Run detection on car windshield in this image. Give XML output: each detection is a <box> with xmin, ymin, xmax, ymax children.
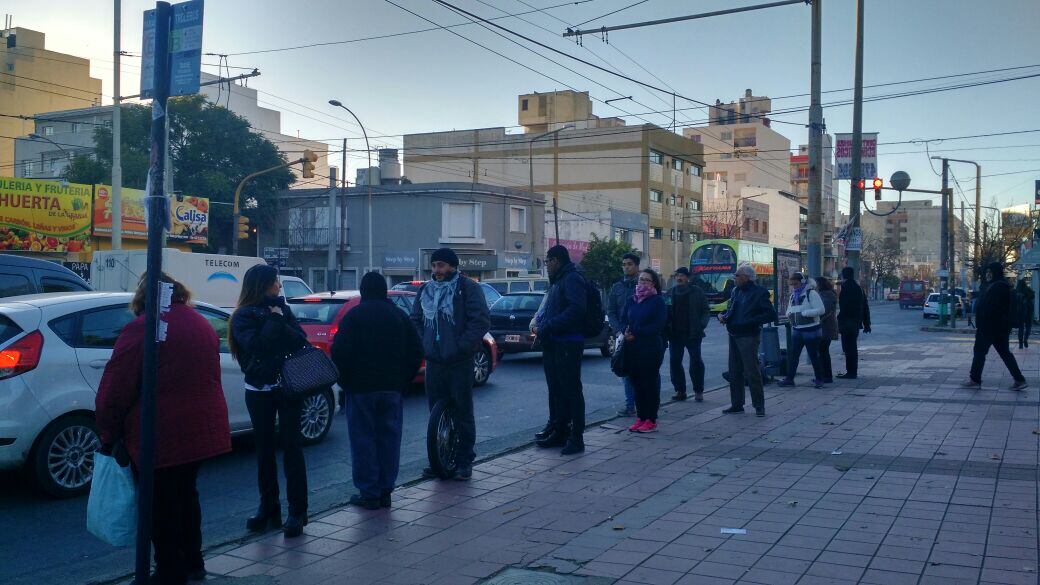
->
<box><xmin>286</xmin><ymin>299</ymin><xmax>346</xmax><ymax>324</ymax></box>
<box><xmin>927</xmin><ymin>294</ymin><xmax>940</xmax><ymax>302</ymax></box>
<box><xmin>492</xmin><ymin>294</ymin><xmax>543</xmax><ymax>312</ymax></box>
<box><xmin>282</xmin><ymin>280</ymin><xmax>312</xmax><ymax>298</ymax></box>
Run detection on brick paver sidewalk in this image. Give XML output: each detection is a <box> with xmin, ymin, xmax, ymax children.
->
<box><xmin>200</xmin><ymin>335</ymin><xmax>1039</xmax><ymax>585</ymax></box>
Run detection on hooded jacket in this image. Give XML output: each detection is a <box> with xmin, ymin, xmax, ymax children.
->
<box><xmin>667</xmin><ymin>283</ymin><xmax>710</xmax><ymax>340</ymax></box>
<box><xmin>786</xmin><ymin>279</ymin><xmax>826</xmax><ymax>330</ymax></box>
<box><xmin>332</xmin><ymin>273</ymin><xmax>423</xmax><ymax>394</ymax></box>
<box><xmin>838</xmin><ymin>277</ymin><xmax>871</xmax><ymax>333</ymax></box>
<box><xmin>976</xmin><ymin>263</ymin><xmax>1014</xmax><ymax>335</ymax></box>
<box><xmin>409</xmin><ymin>272</ymin><xmax>490</xmax><ymax>364</ymax></box>
<box><xmin>538</xmin><ymin>261</ymin><xmax>588</xmax><ymax>341</ymax></box>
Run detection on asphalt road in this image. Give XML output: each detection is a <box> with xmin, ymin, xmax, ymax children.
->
<box><xmin>0</xmin><ymin>302</ymin><xmax>930</xmax><ymax>585</ymax></box>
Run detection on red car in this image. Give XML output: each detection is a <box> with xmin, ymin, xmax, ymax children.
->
<box><xmin>286</xmin><ymin>291</ymin><xmax>497</xmax><ymax>388</ymax></box>
<box><xmin>898</xmin><ymin>280</ymin><xmax>929</xmax><ymax>309</ymax></box>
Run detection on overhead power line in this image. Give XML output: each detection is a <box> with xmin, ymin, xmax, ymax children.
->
<box><xmin>571</xmin><ymin>0</ymin><xmax>650</xmax><ymax>29</ymax></box>
<box><xmin>563</xmin><ymin>0</ymin><xmax>806</xmax><ymax>37</ymax></box>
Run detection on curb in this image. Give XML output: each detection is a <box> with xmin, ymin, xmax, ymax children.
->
<box><xmin>920</xmin><ymin>326</ymin><xmax>976</xmax><ymax>335</ymax></box>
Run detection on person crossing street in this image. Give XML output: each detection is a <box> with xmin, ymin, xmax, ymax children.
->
<box><xmin>962</xmin><ymin>262</ymin><xmax>1028</xmax><ymax>390</ymax></box>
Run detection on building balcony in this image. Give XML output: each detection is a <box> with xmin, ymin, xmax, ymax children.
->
<box><xmin>281</xmin><ymin>228</ymin><xmax>351</xmax><ymax>250</ymax></box>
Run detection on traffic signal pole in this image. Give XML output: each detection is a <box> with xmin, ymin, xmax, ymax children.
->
<box><xmin>847</xmin><ymin>0</ymin><xmax>865</xmax><ymax>274</ymax></box>
<box><xmin>806</xmin><ymin>0</ymin><xmax>823</xmax><ymax>278</ymax></box>
<box><xmin>231</xmin><ymin>153</ymin><xmax>312</xmax><ymax>255</ymax></box>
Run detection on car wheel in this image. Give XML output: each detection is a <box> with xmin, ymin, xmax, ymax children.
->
<box><xmin>299</xmin><ymin>389</ymin><xmax>334</xmax><ymax>445</ymax></box>
<box><xmin>32</xmin><ymin>414</ymin><xmax>100</xmax><ymax>498</ymax></box>
<box><xmin>473</xmin><ymin>348</ymin><xmax>492</xmax><ymax>387</ymax></box>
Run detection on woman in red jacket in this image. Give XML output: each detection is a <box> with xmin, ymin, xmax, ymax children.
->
<box><xmin>96</xmin><ymin>273</ymin><xmax>231</xmax><ymax>585</ymax></box>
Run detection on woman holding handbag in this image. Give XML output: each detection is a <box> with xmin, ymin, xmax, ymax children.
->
<box><xmin>621</xmin><ymin>269</ymin><xmax>668</xmax><ymax>433</ymax></box>
<box><xmin>779</xmin><ymin>272</ymin><xmax>826</xmax><ymax>388</ymax></box>
<box><xmin>229</xmin><ymin>264</ymin><xmax>310</xmax><ymax>538</ymax></box>
<box><xmin>96</xmin><ymin>273</ymin><xmax>230</xmax><ymax>584</ymax></box>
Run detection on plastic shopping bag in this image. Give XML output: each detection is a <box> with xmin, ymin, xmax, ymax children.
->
<box><xmin>86</xmin><ymin>452</ymin><xmax>137</xmax><ymax>547</ymax></box>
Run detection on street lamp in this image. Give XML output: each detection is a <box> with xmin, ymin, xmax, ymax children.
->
<box><xmin>931</xmin><ymin>156</ymin><xmax>981</xmax><ymax>273</ymax></box>
<box><xmin>529</xmin><ymin>124</ymin><xmax>575</xmax><ymax>251</ymax></box>
<box><xmin>329</xmin><ymin>100</ymin><xmax>373</xmax><ymax>275</ymax></box>
<box><xmin>28</xmin><ymin>133</ymin><xmax>72</xmax><ymax>178</ymax></box>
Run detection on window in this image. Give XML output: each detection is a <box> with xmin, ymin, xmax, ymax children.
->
<box><xmin>649</xmin><ymin>189</ymin><xmax>663</xmax><ymax>203</ymax></box>
<box><xmin>22</xmin><ymin>161</ymin><xmax>34</xmax><ymax>176</ymax></box>
<box><xmin>687</xmin><ymin>200</ymin><xmax>700</xmax><ymax>211</ymax></box>
<box><xmin>671</xmin><ymin>159</ymin><xmax>683</xmax><ymax>171</ymax></box>
<box><xmin>0</xmin><ymin>273</ymin><xmax>32</xmax><ymax>298</ymax></box>
<box><xmin>651</xmin><ymin>227</ymin><xmax>663</xmax><ymax>239</ymax></box>
<box><xmin>720</xmin><ymin>131</ymin><xmax>732</xmax><ymax>141</ymax></box>
<box><xmin>79</xmin><ymin>306</ymin><xmax>135</xmax><ymax>348</ymax></box>
<box><xmin>71</xmin><ymin>123</ymin><xmax>82</xmax><ymax>133</ymax></box>
<box><xmin>678</xmin><ymin>230</ymin><xmax>683</xmax><ymax>241</ymax></box>
<box><xmin>521</xmin><ymin>98</ymin><xmax>529</xmax><ymax>111</ymax></box>
<box><xmin>744</xmin><ymin>218</ymin><xmax>751</xmax><ymax>230</ymax></box>
<box><xmin>762</xmin><ymin>221</ymin><xmax>768</xmax><ymax>234</ymax></box>
<box><xmin>42</xmin><ymin>126</ymin><xmax>54</xmax><ymax>136</ymax></box>
<box><xmin>195</xmin><ymin>307</ymin><xmax>231</xmax><ymax>353</ymax></box>
<box><xmin>441</xmin><ymin>202</ymin><xmax>482</xmax><ymax>242</ymax></box>
<box><xmin>649</xmin><ymin>150</ymin><xmax>664</xmax><ymax>165</ymax></box>
<box><xmin>753</xmin><ymin>219</ymin><xmax>760</xmax><ymax>232</ymax></box>
<box><xmin>689</xmin><ymin>165</ymin><xmax>702</xmax><ymax>177</ymax></box>
<box><xmin>41</xmin><ymin>277</ymin><xmax>88</xmax><ymax>293</ymax></box>
<box><xmin>734</xmin><ymin>173</ymin><xmax>747</xmax><ymax>182</ymax></box>
<box><xmin>670</xmin><ymin>229</ymin><xmax>676</xmax><ymax>241</ymax></box>
<box><xmin>103</xmin><ymin>119</ymin><xmax>112</xmax><ymax>128</ymax></box>
<box><xmin>509</xmin><ymin>206</ymin><xmax>527</xmax><ymax>233</ymax></box>
<box><xmin>49</xmin><ymin>315</ymin><xmax>77</xmax><ymax>346</ymax></box>
<box><xmin>691</xmin><ymin>135</ymin><xmax>701</xmax><ymax>143</ymax></box>
<box><xmin>721</xmin><ymin>153</ymin><xmax>732</xmax><ymax>160</ymax></box>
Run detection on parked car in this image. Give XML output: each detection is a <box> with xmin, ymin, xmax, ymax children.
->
<box><xmin>483</xmin><ymin>277</ymin><xmax>550</xmax><ymax>295</ymax></box>
<box><xmin>923</xmin><ymin>293</ymin><xmax>964</xmax><ymax>318</ymax></box>
<box><xmin>389</xmin><ymin>280</ymin><xmax>503</xmax><ymax>309</ymax></box>
<box><xmin>287</xmin><ymin>290</ymin><xmax>498</xmax><ymax>387</ymax></box>
<box><xmin>0</xmin><ymin>255</ymin><xmax>92</xmax><ymax>299</ymax></box>
<box><xmin>279</xmin><ymin>275</ymin><xmax>313</xmax><ymax>298</ymax></box>
<box><xmin>885</xmin><ymin>290</ymin><xmax>900</xmax><ymax>301</ymax></box>
<box><xmin>489</xmin><ymin>292</ymin><xmax>612</xmax><ymax>357</ymax></box>
<box><xmin>898</xmin><ymin>280</ymin><xmax>929</xmax><ymax>309</ymax></box>
<box><xmin>0</xmin><ymin>292</ymin><xmax>336</xmax><ymax>498</ymax></box>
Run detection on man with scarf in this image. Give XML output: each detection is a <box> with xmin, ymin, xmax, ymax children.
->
<box><xmin>962</xmin><ymin>262</ymin><xmax>1028</xmax><ymax>390</ymax></box>
<box><xmin>837</xmin><ymin>266</ymin><xmax>871</xmax><ymax>379</ymax></box>
<box><xmin>410</xmin><ymin>248</ymin><xmax>490</xmax><ymax>480</ymax></box>
<box><xmin>533</xmin><ymin>245</ymin><xmax>588</xmax><ymax>455</ymax></box>
<box><xmin>667</xmin><ymin>267</ymin><xmax>710</xmax><ymax>402</ymax></box>
<box><xmin>719</xmin><ymin>263</ymin><xmax>776</xmax><ymax>417</ymax></box>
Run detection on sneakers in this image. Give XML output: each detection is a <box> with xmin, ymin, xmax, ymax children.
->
<box><xmin>616</xmin><ymin>406</ymin><xmax>636</xmax><ymax>417</ymax></box>
<box><xmin>777</xmin><ymin>379</ymin><xmax>795</xmax><ymax>387</ymax></box>
<box><xmin>628</xmin><ymin>419</ymin><xmax>645</xmax><ymax>432</ymax></box>
<box><xmin>637</xmin><ymin>421</ymin><xmax>658</xmax><ymax>433</ymax></box>
<box><xmin>455</xmin><ymin>464</ymin><xmax>473</xmax><ymax>481</ymax></box>
<box><xmin>813</xmin><ymin>378</ymin><xmax>824</xmax><ymax>389</ymax></box>
<box><xmin>836</xmin><ymin>373</ymin><xmax>857</xmax><ymax>380</ymax></box>
<box><xmin>960</xmin><ymin>379</ymin><xmax>982</xmax><ymax>390</ymax></box>
<box><xmin>722</xmin><ymin>406</ymin><xmax>745</xmax><ymax>414</ymax></box>
<box><xmin>1010</xmin><ymin>379</ymin><xmax>1028</xmax><ymax>391</ymax></box>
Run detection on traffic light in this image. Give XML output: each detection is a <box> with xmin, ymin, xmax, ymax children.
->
<box><xmin>872</xmin><ymin>177</ymin><xmax>884</xmax><ymax>200</ymax></box>
<box><xmin>302</xmin><ymin>149</ymin><xmax>318</xmax><ymax>179</ymax></box>
<box><xmin>237</xmin><ymin>215</ymin><xmax>250</xmax><ymax>240</ymax></box>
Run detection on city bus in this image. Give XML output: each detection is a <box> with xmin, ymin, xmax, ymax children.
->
<box><xmin>688</xmin><ymin>239</ymin><xmax>778</xmax><ymax>313</ymax></box>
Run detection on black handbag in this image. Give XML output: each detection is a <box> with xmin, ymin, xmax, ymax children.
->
<box><xmin>279</xmin><ymin>346</ymin><xmax>339</xmax><ymax>398</ymax></box>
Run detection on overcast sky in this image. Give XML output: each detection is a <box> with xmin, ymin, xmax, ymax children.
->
<box><xmin>6</xmin><ymin>0</ymin><xmax>1040</xmax><ymax>222</ymax></box>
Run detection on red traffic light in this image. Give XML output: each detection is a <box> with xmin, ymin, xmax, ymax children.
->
<box><xmin>872</xmin><ymin>178</ymin><xmax>884</xmax><ymax>190</ymax></box>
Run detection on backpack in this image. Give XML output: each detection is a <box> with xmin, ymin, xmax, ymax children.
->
<box><xmin>582</xmin><ymin>278</ymin><xmax>606</xmax><ymax>338</ymax></box>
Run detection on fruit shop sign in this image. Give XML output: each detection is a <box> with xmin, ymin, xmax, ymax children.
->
<box><xmin>0</xmin><ymin>178</ymin><xmax>93</xmax><ymax>253</ymax></box>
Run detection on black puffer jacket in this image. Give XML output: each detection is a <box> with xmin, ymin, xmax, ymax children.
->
<box><xmin>976</xmin><ymin>264</ymin><xmax>1014</xmax><ymax>335</ymax></box>
<box><xmin>231</xmin><ymin>299</ymin><xmax>308</xmax><ymax>388</ymax></box>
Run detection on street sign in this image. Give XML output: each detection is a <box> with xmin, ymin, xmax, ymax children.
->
<box><xmin>264</xmin><ymin>246</ymin><xmax>289</xmax><ymax>268</ymax></box>
<box><xmin>845</xmin><ymin>227</ymin><xmax>862</xmax><ymax>252</ymax></box>
<box><xmin>140</xmin><ymin>0</ymin><xmax>204</xmax><ymax>99</ymax></box>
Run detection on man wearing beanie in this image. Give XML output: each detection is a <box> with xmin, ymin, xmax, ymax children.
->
<box><xmin>410</xmin><ymin>247</ymin><xmax>489</xmax><ymax>480</ymax></box>
<box><xmin>533</xmin><ymin>244</ymin><xmax>588</xmax><ymax>455</ymax></box>
<box><xmin>331</xmin><ymin>272</ymin><xmax>423</xmax><ymax>509</ymax></box>
<box><xmin>837</xmin><ymin>266</ymin><xmax>871</xmax><ymax>379</ymax></box>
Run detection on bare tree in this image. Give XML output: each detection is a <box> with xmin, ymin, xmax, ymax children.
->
<box><xmin>861</xmin><ymin>233</ymin><xmax>900</xmax><ymax>298</ymax></box>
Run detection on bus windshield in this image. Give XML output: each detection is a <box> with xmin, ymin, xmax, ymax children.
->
<box><xmin>692</xmin><ymin>273</ymin><xmax>735</xmax><ymax>297</ymax></box>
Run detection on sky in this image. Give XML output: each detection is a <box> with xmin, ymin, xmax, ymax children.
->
<box><xmin>6</xmin><ymin>0</ymin><xmax>1040</xmax><ymax>227</ymax></box>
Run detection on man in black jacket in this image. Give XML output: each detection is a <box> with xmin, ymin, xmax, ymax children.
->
<box><xmin>607</xmin><ymin>253</ymin><xmax>640</xmax><ymax>416</ymax></box>
<box><xmin>533</xmin><ymin>245</ymin><xmax>588</xmax><ymax>455</ymax></box>
<box><xmin>963</xmin><ymin>262</ymin><xmax>1028</xmax><ymax>390</ymax></box>
<box><xmin>667</xmin><ymin>268</ymin><xmax>710</xmax><ymax>402</ymax></box>
<box><xmin>332</xmin><ymin>272</ymin><xmax>423</xmax><ymax>509</ymax></box>
<box><xmin>410</xmin><ymin>248</ymin><xmax>490</xmax><ymax>480</ymax></box>
<box><xmin>837</xmin><ymin>266</ymin><xmax>871</xmax><ymax>379</ymax></box>
<box><xmin>719</xmin><ymin>263</ymin><xmax>777</xmax><ymax>417</ymax></box>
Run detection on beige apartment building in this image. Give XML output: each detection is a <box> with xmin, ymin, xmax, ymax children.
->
<box><xmin>403</xmin><ymin>91</ymin><xmax>705</xmax><ymax>276</ymax></box>
<box><xmin>860</xmin><ymin>199</ymin><xmax>968</xmax><ymax>280</ymax></box>
<box><xmin>0</xmin><ymin>27</ymin><xmax>102</xmax><ymax>176</ymax></box>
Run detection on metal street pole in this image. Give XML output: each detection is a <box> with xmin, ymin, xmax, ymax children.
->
<box><xmin>329</xmin><ymin>101</ymin><xmax>372</xmax><ymax>273</ymax></box>
<box><xmin>940</xmin><ymin>158</ymin><xmax>950</xmax><ymax>323</ymax></box>
<box><xmin>847</xmin><ymin>0</ymin><xmax>865</xmax><ymax>274</ymax></box>
<box><xmin>339</xmin><ymin>137</ymin><xmax>347</xmax><ymax>284</ymax></box>
<box><xmin>937</xmin><ymin>157</ymin><xmax>981</xmax><ymax>282</ymax></box>
<box><xmin>136</xmin><ymin>3</ymin><xmax>171</xmax><ymax>583</ymax></box>
<box><xmin>326</xmin><ymin>163</ymin><xmax>336</xmax><ymax>289</ymax></box>
<box><xmin>112</xmin><ymin>0</ymin><xmax>122</xmax><ymax>250</ymax></box>
<box><xmin>807</xmin><ymin>0</ymin><xmax>823</xmax><ymax>278</ymax></box>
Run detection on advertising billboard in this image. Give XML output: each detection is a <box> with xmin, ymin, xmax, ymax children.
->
<box><xmin>94</xmin><ymin>186</ymin><xmax>209</xmax><ymax>244</ymax></box>
<box><xmin>834</xmin><ymin>133</ymin><xmax>878</xmax><ymax>180</ymax></box>
<box><xmin>0</xmin><ymin>178</ymin><xmax>93</xmax><ymax>253</ymax></box>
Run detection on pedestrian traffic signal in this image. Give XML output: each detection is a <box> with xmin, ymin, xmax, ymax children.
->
<box><xmin>237</xmin><ymin>215</ymin><xmax>250</xmax><ymax>240</ymax></box>
<box><xmin>302</xmin><ymin>149</ymin><xmax>318</xmax><ymax>179</ymax></box>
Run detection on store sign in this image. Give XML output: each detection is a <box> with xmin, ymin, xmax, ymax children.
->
<box><xmin>0</xmin><ymin>178</ymin><xmax>93</xmax><ymax>253</ymax></box>
<box><xmin>458</xmin><ymin>254</ymin><xmax>498</xmax><ymax>271</ymax></box>
<box><xmin>501</xmin><ymin>253</ymin><xmax>531</xmax><ymax>269</ymax></box>
<box><xmin>545</xmin><ymin>238</ymin><xmax>590</xmax><ymax>262</ymax></box>
<box><xmin>834</xmin><ymin>132</ymin><xmax>878</xmax><ymax>180</ymax></box>
<box><xmin>94</xmin><ymin>186</ymin><xmax>209</xmax><ymax>244</ymax></box>
<box><xmin>383</xmin><ymin>252</ymin><xmax>419</xmax><ymax>269</ymax></box>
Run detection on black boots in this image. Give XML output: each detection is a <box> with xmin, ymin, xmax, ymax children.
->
<box><xmin>536</xmin><ymin>427</ymin><xmax>567</xmax><ymax>448</ymax></box>
<box><xmin>245</xmin><ymin>505</ymin><xmax>281</xmax><ymax>532</ymax></box>
<box><xmin>283</xmin><ymin>513</ymin><xmax>308</xmax><ymax>538</ymax></box>
<box><xmin>534</xmin><ymin>421</ymin><xmax>555</xmax><ymax>441</ymax></box>
<box><xmin>561</xmin><ymin>437</ymin><xmax>584</xmax><ymax>455</ymax></box>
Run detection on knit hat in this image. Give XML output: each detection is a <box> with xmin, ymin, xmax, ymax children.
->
<box><xmin>546</xmin><ymin>244</ymin><xmax>571</xmax><ymax>264</ymax></box>
<box><xmin>840</xmin><ymin>266</ymin><xmax>855</xmax><ymax>280</ymax></box>
<box><xmin>359</xmin><ymin>271</ymin><xmax>387</xmax><ymax>301</ymax></box>
<box><xmin>430</xmin><ymin>247</ymin><xmax>459</xmax><ymax>268</ymax></box>
<box><xmin>790</xmin><ymin>272</ymin><xmax>804</xmax><ymax>282</ymax></box>
<box><xmin>673</xmin><ymin>267</ymin><xmax>691</xmax><ymax>277</ymax></box>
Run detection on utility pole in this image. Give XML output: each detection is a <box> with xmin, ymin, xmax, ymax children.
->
<box><xmin>806</xmin><ymin>0</ymin><xmax>823</xmax><ymax>278</ymax></box>
<box><xmin>940</xmin><ymin>158</ymin><xmax>950</xmax><ymax>321</ymax></box>
<box><xmin>111</xmin><ymin>0</ymin><xmax>122</xmax><ymax>250</ymax></box>
<box><xmin>847</xmin><ymin>0</ymin><xmax>865</xmax><ymax>274</ymax></box>
<box><xmin>327</xmin><ymin>164</ymin><xmax>336</xmax><ymax>289</ymax></box>
<box><xmin>162</xmin><ymin>112</ymin><xmax>172</xmax><ymax>246</ymax></box>
<box><xmin>339</xmin><ymin>138</ymin><xmax>347</xmax><ymax>285</ymax></box>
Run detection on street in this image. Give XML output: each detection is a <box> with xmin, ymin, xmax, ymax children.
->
<box><xmin>0</xmin><ymin>302</ymin><xmax>979</xmax><ymax>584</ymax></box>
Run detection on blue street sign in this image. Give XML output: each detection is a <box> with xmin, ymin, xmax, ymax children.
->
<box><xmin>140</xmin><ymin>0</ymin><xmax>204</xmax><ymax>99</ymax></box>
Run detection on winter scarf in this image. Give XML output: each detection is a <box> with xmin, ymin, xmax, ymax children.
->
<box><xmin>792</xmin><ymin>284</ymin><xmax>807</xmax><ymax>306</ymax></box>
<box><xmin>421</xmin><ymin>271</ymin><xmax>459</xmax><ymax>341</ymax></box>
<box><xmin>634</xmin><ymin>283</ymin><xmax>658</xmax><ymax>304</ymax></box>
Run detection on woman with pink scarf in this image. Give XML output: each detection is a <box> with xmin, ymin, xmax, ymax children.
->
<box><xmin>620</xmin><ymin>269</ymin><xmax>668</xmax><ymax>432</ymax></box>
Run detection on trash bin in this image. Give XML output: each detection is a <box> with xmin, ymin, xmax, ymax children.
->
<box><xmin>760</xmin><ymin>324</ymin><xmax>784</xmax><ymax>379</ymax></box>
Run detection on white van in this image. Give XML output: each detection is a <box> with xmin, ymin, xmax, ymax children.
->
<box><xmin>279</xmin><ymin>275</ymin><xmax>313</xmax><ymax>298</ymax></box>
<box><xmin>91</xmin><ymin>249</ymin><xmax>266</xmax><ymax>309</ymax></box>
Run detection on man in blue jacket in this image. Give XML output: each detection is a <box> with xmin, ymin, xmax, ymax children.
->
<box><xmin>534</xmin><ymin>245</ymin><xmax>588</xmax><ymax>455</ymax></box>
<box><xmin>607</xmin><ymin>253</ymin><xmax>640</xmax><ymax>416</ymax></box>
<box><xmin>718</xmin><ymin>263</ymin><xmax>777</xmax><ymax>417</ymax></box>
<box><xmin>410</xmin><ymin>248</ymin><xmax>490</xmax><ymax>480</ymax></box>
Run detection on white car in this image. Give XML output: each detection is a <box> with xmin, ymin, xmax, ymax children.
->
<box><xmin>922</xmin><ymin>293</ymin><xmax>964</xmax><ymax>318</ymax></box>
<box><xmin>279</xmin><ymin>275</ymin><xmax>313</xmax><ymax>299</ymax></box>
<box><xmin>0</xmin><ymin>292</ymin><xmax>335</xmax><ymax>498</ymax></box>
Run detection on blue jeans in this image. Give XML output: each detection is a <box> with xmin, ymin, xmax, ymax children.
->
<box><xmin>786</xmin><ymin>327</ymin><xmax>823</xmax><ymax>382</ymax></box>
<box><xmin>623</xmin><ymin>377</ymin><xmax>635</xmax><ymax>410</ymax></box>
<box><xmin>345</xmin><ymin>392</ymin><xmax>403</xmax><ymax>500</ymax></box>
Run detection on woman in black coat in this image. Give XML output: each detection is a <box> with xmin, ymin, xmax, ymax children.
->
<box><xmin>815</xmin><ymin>276</ymin><xmax>839</xmax><ymax>384</ymax></box>
<box><xmin>229</xmin><ymin>265</ymin><xmax>310</xmax><ymax>537</ymax></box>
<box><xmin>963</xmin><ymin>262</ymin><xmax>1027</xmax><ymax>390</ymax></box>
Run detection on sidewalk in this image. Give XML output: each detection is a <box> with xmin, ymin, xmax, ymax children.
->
<box><xmin>198</xmin><ymin>334</ymin><xmax>1038</xmax><ymax>585</ymax></box>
